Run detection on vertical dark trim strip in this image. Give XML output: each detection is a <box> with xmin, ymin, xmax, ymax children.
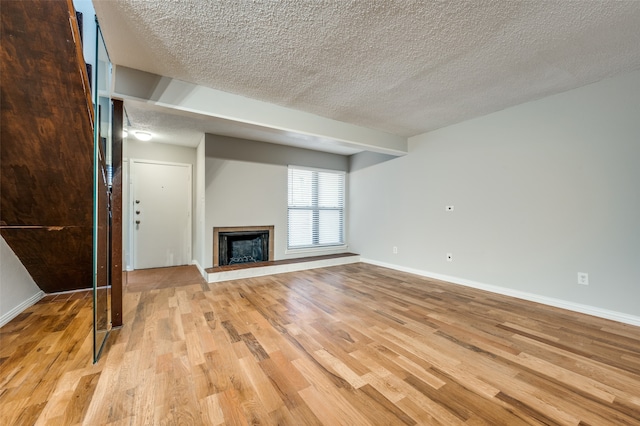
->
<box><xmin>111</xmin><ymin>99</ymin><xmax>124</xmax><ymax>327</ymax></box>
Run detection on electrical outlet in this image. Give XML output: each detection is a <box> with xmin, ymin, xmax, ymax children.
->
<box><xmin>446</xmin><ymin>205</ymin><xmax>454</xmax><ymax>211</ymax></box>
<box><xmin>446</xmin><ymin>253</ymin><xmax>453</xmax><ymax>262</ymax></box>
<box><xmin>577</xmin><ymin>272</ymin><xmax>589</xmax><ymax>286</ymax></box>
<box><xmin>393</xmin><ymin>246</ymin><xmax>398</xmax><ymax>254</ymax></box>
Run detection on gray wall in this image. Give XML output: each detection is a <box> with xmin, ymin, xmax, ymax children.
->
<box><xmin>0</xmin><ymin>236</ymin><xmax>43</xmax><ymax>326</ymax></box>
<box><xmin>126</xmin><ymin>139</ymin><xmax>197</xmax><ymax>166</ymax></box>
<box><xmin>204</xmin><ymin>135</ymin><xmax>349</xmax><ymax>268</ymax></box>
<box><xmin>349</xmin><ymin>70</ymin><xmax>640</xmax><ymax>319</ymax></box>
<box><xmin>72</xmin><ymin>0</ymin><xmax>97</xmax><ymax>94</ymax></box>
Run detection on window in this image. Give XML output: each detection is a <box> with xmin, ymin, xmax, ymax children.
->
<box><xmin>288</xmin><ymin>166</ymin><xmax>345</xmax><ymax>249</ymax></box>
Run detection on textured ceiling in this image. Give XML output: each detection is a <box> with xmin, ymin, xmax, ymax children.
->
<box><xmin>93</xmin><ymin>0</ymin><xmax>640</xmax><ymax>147</ymax></box>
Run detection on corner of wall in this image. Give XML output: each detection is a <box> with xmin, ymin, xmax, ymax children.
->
<box><xmin>194</xmin><ymin>135</ymin><xmax>207</xmax><ymax>268</ymax></box>
<box><xmin>0</xmin><ymin>236</ymin><xmax>45</xmax><ymax>327</ymax></box>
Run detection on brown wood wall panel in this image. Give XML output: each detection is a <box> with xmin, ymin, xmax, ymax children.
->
<box><xmin>1</xmin><ymin>0</ymin><xmax>93</xmax><ymax>226</ymax></box>
<box><xmin>0</xmin><ymin>228</ymin><xmax>93</xmax><ymax>293</ymax></box>
<box><xmin>0</xmin><ymin>0</ymin><xmax>95</xmax><ymax>293</ymax></box>
<box><xmin>110</xmin><ymin>100</ymin><xmax>124</xmax><ymax>327</ymax></box>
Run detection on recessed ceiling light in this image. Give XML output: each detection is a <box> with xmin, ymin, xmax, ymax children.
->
<box><xmin>134</xmin><ymin>131</ymin><xmax>152</xmax><ymax>141</ymax></box>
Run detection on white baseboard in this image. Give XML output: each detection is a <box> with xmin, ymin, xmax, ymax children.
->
<box><xmin>0</xmin><ymin>290</ymin><xmax>45</xmax><ymax>328</ymax></box>
<box><xmin>191</xmin><ymin>259</ymin><xmax>207</xmax><ymax>280</ymax></box>
<box><xmin>361</xmin><ymin>258</ymin><xmax>640</xmax><ymax>327</ymax></box>
<box><xmin>208</xmin><ymin>255</ymin><xmax>361</xmax><ymax>283</ymax></box>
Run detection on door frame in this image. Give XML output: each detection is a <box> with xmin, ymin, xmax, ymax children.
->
<box><xmin>123</xmin><ymin>159</ymin><xmax>132</xmax><ymax>271</ymax></box>
<box><xmin>129</xmin><ymin>159</ymin><xmax>193</xmax><ymax>270</ymax></box>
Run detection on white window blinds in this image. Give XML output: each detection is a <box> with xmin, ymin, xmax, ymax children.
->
<box><xmin>288</xmin><ymin>166</ymin><xmax>345</xmax><ymax>249</ymax></box>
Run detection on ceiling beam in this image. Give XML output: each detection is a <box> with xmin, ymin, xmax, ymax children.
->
<box><xmin>113</xmin><ymin>66</ymin><xmax>408</xmax><ymax>156</ymax></box>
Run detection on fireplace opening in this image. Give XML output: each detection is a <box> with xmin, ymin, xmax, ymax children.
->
<box><xmin>219</xmin><ymin>231</ymin><xmax>268</xmax><ymax>266</ymax></box>
<box><xmin>213</xmin><ymin>226</ymin><xmax>274</xmax><ymax>267</ymax></box>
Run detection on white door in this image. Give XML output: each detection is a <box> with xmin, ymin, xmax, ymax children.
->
<box><xmin>132</xmin><ymin>160</ymin><xmax>191</xmax><ymax>269</ymax></box>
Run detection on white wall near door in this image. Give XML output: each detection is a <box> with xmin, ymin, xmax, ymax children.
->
<box><xmin>0</xmin><ymin>236</ymin><xmax>43</xmax><ymax>327</ymax></box>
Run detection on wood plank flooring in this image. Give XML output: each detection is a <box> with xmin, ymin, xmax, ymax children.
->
<box><xmin>1</xmin><ymin>263</ymin><xmax>639</xmax><ymax>425</ymax></box>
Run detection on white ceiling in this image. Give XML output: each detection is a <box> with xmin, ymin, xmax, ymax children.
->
<box><xmin>94</xmin><ymin>0</ymin><xmax>640</xmax><ymax>153</ymax></box>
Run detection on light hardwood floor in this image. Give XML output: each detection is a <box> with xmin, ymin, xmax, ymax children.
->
<box><xmin>1</xmin><ymin>263</ymin><xmax>639</xmax><ymax>425</ymax></box>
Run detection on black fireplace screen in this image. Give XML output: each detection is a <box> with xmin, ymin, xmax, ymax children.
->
<box><xmin>218</xmin><ymin>231</ymin><xmax>269</xmax><ymax>266</ymax></box>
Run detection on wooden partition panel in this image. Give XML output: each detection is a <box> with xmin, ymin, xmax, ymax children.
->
<box><xmin>0</xmin><ymin>0</ymin><xmax>95</xmax><ymax>293</ymax></box>
<box><xmin>111</xmin><ymin>100</ymin><xmax>124</xmax><ymax>327</ymax></box>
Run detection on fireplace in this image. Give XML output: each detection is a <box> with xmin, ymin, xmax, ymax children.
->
<box><xmin>213</xmin><ymin>226</ymin><xmax>274</xmax><ymax>267</ymax></box>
